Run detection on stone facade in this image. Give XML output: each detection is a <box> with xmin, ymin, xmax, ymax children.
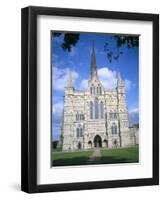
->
<box><xmin>61</xmin><ymin>44</ymin><xmax>136</xmax><ymax>151</ymax></box>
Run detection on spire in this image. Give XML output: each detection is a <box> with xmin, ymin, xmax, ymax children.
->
<box><xmin>90</xmin><ymin>41</ymin><xmax>97</xmax><ymax>79</ymax></box>
<box><xmin>67</xmin><ymin>69</ymin><xmax>73</xmax><ymax>88</ymax></box>
<box><xmin>117</xmin><ymin>72</ymin><xmax>124</xmax><ymax>87</ymax></box>
<box><xmin>118</xmin><ymin>72</ymin><xmax>122</xmax><ymax>80</ymax></box>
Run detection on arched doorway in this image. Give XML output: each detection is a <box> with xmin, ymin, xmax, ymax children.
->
<box><xmin>113</xmin><ymin>139</ymin><xmax>118</xmax><ymax>147</ymax></box>
<box><xmin>94</xmin><ymin>135</ymin><xmax>102</xmax><ymax>148</ymax></box>
<box><xmin>88</xmin><ymin>141</ymin><xmax>92</xmax><ymax>149</ymax></box>
<box><xmin>78</xmin><ymin>142</ymin><xmax>82</xmax><ymax>149</ymax></box>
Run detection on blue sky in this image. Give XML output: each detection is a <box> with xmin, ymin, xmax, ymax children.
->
<box><xmin>52</xmin><ymin>32</ymin><xmax>139</xmax><ymax>141</ymax></box>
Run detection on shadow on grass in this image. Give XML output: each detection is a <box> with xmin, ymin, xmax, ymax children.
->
<box><xmin>100</xmin><ymin>155</ymin><xmax>139</xmax><ymax>164</ymax></box>
<box><xmin>53</xmin><ymin>156</ymin><xmax>90</xmax><ymax>166</ymax></box>
<box><xmin>52</xmin><ymin>155</ymin><xmax>139</xmax><ymax>167</ymax></box>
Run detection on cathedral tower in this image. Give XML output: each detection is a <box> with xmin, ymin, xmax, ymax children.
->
<box><xmin>116</xmin><ymin>72</ymin><xmax>130</xmax><ymax>146</ymax></box>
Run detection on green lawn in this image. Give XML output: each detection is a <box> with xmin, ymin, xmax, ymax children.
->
<box><xmin>52</xmin><ymin>150</ymin><xmax>93</xmax><ymax>166</ymax></box>
<box><xmin>100</xmin><ymin>146</ymin><xmax>139</xmax><ymax>164</ymax></box>
<box><xmin>52</xmin><ymin>146</ymin><xmax>139</xmax><ymax>167</ymax></box>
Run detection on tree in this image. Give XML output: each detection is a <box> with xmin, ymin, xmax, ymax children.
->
<box><xmin>52</xmin><ymin>140</ymin><xmax>59</xmax><ymax>149</ymax></box>
<box><xmin>52</xmin><ymin>32</ymin><xmax>80</xmax><ymax>52</ymax></box>
<box><xmin>104</xmin><ymin>35</ymin><xmax>139</xmax><ymax>62</ymax></box>
<box><xmin>52</xmin><ymin>33</ymin><xmax>139</xmax><ymax>62</ymax></box>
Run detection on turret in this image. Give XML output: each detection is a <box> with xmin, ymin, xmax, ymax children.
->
<box><xmin>116</xmin><ymin>72</ymin><xmax>127</xmax><ymax>111</ymax></box>
<box><xmin>65</xmin><ymin>69</ymin><xmax>74</xmax><ymax>94</ymax></box>
<box><xmin>67</xmin><ymin>69</ymin><xmax>73</xmax><ymax>88</ymax></box>
<box><xmin>117</xmin><ymin>72</ymin><xmax>125</xmax><ymax>94</ymax></box>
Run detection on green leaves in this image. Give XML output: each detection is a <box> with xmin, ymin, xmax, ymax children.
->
<box><xmin>104</xmin><ymin>35</ymin><xmax>139</xmax><ymax>63</ymax></box>
<box><xmin>52</xmin><ymin>32</ymin><xmax>80</xmax><ymax>52</ymax></box>
<box><xmin>115</xmin><ymin>35</ymin><xmax>139</xmax><ymax>48</ymax></box>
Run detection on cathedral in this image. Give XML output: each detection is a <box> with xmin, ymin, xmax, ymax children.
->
<box><xmin>61</xmin><ymin>44</ymin><xmax>136</xmax><ymax>151</ymax></box>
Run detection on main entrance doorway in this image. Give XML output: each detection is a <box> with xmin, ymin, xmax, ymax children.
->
<box><xmin>94</xmin><ymin>135</ymin><xmax>102</xmax><ymax>148</ymax></box>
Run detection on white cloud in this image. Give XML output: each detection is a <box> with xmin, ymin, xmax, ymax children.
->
<box><xmin>52</xmin><ymin>102</ymin><xmax>63</xmax><ymax>140</ymax></box>
<box><xmin>52</xmin><ymin>58</ymin><xmax>64</xmax><ymax>69</ymax></box>
<box><xmin>79</xmin><ymin>67</ymin><xmax>134</xmax><ymax>92</ymax></box>
<box><xmin>52</xmin><ymin>65</ymin><xmax>133</xmax><ymax>92</ymax></box>
<box><xmin>97</xmin><ymin>67</ymin><xmax>117</xmax><ymax>90</ymax></box>
<box><xmin>79</xmin><ymin>67</ymin><xmax>117</xmax><ymax>90</ymax></box>
<box><xmin>125</xmin><ymin>79</ymin><xmax>132</xmax><ymax>91</ymax></box>
<box><xmin>52</xmin><ymin>67</ymin><xmax>79</xmax><ymax>91</ymax></box>
<box><xmin>80</xmin><ymin>79</ymin><xmax>88</xmax><ymax>90</ymax></box>
<box><xmin>125</xmin><ymin>79</ymin><xmax>136</xmax><ymax>92</ymax></box>
<box><xmin>98</xmin><ymin>67</ymin><xmax>134</xmax><ymax>92</ymax></box>
<box><xmin>129</xmin><ymin>108</ymin><xmax>139</xmax><ymax>113</ymax></box>
<box><xmin>128</xmin><ymin>107</ymin><xmax>139</xmax><ymax>125</ymax></box>
<box><xmin>53</xmin><ymin>102</ymin><xmax>63</xmax><ymax>117</ymax></box>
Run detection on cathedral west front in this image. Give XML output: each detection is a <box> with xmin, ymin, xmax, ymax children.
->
<box><xmin>61</xmin><ymin>44</ymin><xmax>136</xmax><ymax>151</ymax></box>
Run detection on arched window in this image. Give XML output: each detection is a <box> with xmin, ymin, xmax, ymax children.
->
<box><xmin>90</xmin><ymin>87</ymin><xmax>92</xmax><ymax>94</ymax></box>
<box><xmin>111</xmin><ymin>123</ymin><xmax>117</xmax><ymax>135</ymax></box>
<box><xmin>114</xmin><ymin>113</ymin><xmax>117</xmax><ymax>119</ymax></box>
<box><xmin>115</xmin><ymin>124</ymin><xmax>117</xmax><ymax>134</ymax></box>
<box><xmin>99</xmin><ymin>87</ymin><xmax>102</xmax><ymax>94</ymax></box>
<box><xmin>95</xmin><ymin>98</ymin><xmax>99</xmax><ymax>119</ymax></box>
<box><xmin>100</xmin><ymin>101</ymin><xmax>104</xmax><ymax>118</ymax></box>
<box><xmin>110</xmin><ymin>112</ymin><xmax>113</xmax><ymax>119</ymax></box>
<box><xmin>76</xmin><ymin>113</ymin><xmax>79</xmax><ymax>120</ymax></box>
<box><xmin>105</xmin><ymin>113</ymin><xmax>107</xmax><ymax>119</ymax></box>
<box><xmin>76</xmin><ymin>128</ymin><xmax>80</xmax><ymax>137</ymax></box>
<box><xmin>90</xmin><ymin>101</ymin><xmax>93</xmax><ymax>119</ymax></box>
<box><xmin>80</xmin><ymin>128</ymin><xmax>83</xmax><ymax>137</ymax></box>
<box><xmin>93</xmin><ymin>87</ymin><xmax>95</xmax><ymax>94</ymax></box>
<box><xmin>77</xmin><ymin>126</ymin><xmax>83</xmax><ymax>137</ymax></box>
<box><xmin>97</xmin><ymin>87</ymin><xmax>99</xmax><ymax>94</ymax></box>
<box><xmin>81</xmin><ymin>114</ymin><xmax>83</xmax><ymax>120</ymax></box>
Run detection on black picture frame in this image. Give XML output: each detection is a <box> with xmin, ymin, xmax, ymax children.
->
<box><xmin>21</xmin><ymin>6</ymin><xmax>159</xmax><ymax>193</ymax></box>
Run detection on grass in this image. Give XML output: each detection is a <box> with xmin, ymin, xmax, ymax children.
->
<box><xmin>52</xmin><ymin>150</ymin><xmax>93</xmax><ymax>166</ymax></box>
<box><xmin>52</xmin><ymin>146</ymin><xmax>139</xmax><ymax>167</ymax></box>
<box><xmin>100</xmin><ymin>146</ymin><xmax>139</xmax><ymax>164</ymax></box>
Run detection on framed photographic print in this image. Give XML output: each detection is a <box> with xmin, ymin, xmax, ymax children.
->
<box><xmin>21</xmin><ymin>6</ymin><xmax>159</xmax><ymax>193</ymax></box>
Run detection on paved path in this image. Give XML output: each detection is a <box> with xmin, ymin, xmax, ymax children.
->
<box><xmin>88</xmin><ymin>148</ymin><xmax>101</xmax><ymax>163</ymax></box>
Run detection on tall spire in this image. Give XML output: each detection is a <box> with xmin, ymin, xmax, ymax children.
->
<box><xmin>117</xmin><ymin>72</ymin><xmax>124</xmax><ymax>87</ymax></box>
<box><xmin>90</xmin><ymin>41</ymin><xmax>97</xmax><ymax>79</ymax></box>
<box><xmin>67</xmin><ymin>69</ymin><xmax>73</xmax><ymax>88</ymax></box>
<box><xmin>118</xmin><ymin>72</ymin><xmax>122</xmax><ymax>81</ymax></box>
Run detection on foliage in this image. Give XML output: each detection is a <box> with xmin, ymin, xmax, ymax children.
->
<box><xmin>52</xmin><ymin>32</ymin><xmax>80</xmax><ymax>52</ymax></box>
<box><xmin>52</xmin><ymin>33</ymin><xmax>139</xmax><ymax>63</ymax></box>
<box><xmin>133</xmin><ymin>123</ymin><xmax>139</xmax><ymax>128</ymax></box>
<box><xmin>52</xmin><ymin>140</ymin><xmax>59</xmax><ymax>149</ymax></box>
<box><xmin>104</xmin><ymin>35</ymin><xmax>139</xmax><ymax>63</ymax></box>
<box><xmin>114</xmin><ymin>35</ymin><xmax>139</xmax><ymax>48</ymax></box>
